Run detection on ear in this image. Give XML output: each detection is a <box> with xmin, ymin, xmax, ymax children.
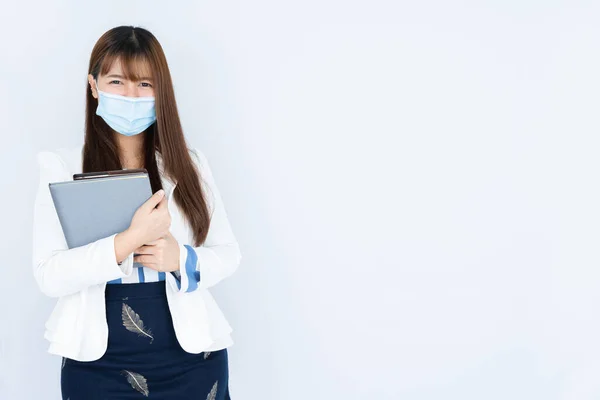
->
<box><xmin>88</xmin><ymin>74</ymin><xmax>99</xmax><ymax>99</ymax></box>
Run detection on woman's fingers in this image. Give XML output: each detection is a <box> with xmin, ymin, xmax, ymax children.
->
<box><xmin>142</xmin><ymin>238</ymin><xmax>163</xmax><ymax>246</ymax></box>
<box><xmin>135</xmin><ymin>245</ymin><xmax>152</xmax><ymax>254</ymax></box>
<box><xmin>134</xmin><ymin>253</ymin><xmax>167</xmax><ymax>271</ymax></box>
<box><xmin>134</xmin><ymin>255</ymin><xmax>161</xmax><ymax>270</ymax></box>
<box><xmin>135</xmin><ymin>238</ymin><xmax>166</xmax><ymax>253</ymax></box>
<box><xmin>142</xmin><ymin>189</ymin><xmax>165</xmax><ymax>212</ymax></box>
<box><xmin>155</xmin><ymin>194</ymin><xmax>168</xmax><ymax>210</ymax></box>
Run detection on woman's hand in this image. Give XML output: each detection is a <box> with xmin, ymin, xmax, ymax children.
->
<box><xmin>127</xmin><ymin>189</ymin><xmax>171</xmax><ymax>248</ymax></box>
<box><xmin>133</xmin><ymin>231</ymin><xmax>180</xmax><ymax>273</ymax></box>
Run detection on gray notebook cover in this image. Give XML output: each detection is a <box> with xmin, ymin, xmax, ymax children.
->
<box><xmin>48</xmin><ymin>172</ymin><xmax>153</xmax><ymax>269</ymax></box>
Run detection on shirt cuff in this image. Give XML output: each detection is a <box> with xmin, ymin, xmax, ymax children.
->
<box><xmin>112</xmin><ymin>233</ymin><xmax>134</xmax><ymax>277</ymax></box>
<box><xmin>117</xmin><ymin>252</ymin><xmax>134</xmax><ymax>276</ymax></box>
<box><xmin>172</xmin><ymin>243</ymin><xmax>201</xmax><ymax>292</ymax></box>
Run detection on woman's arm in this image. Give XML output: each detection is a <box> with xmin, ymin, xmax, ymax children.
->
<box><xmin>32</xmin><ymin>150</ymin><xmax>136</xmax><ymax>298</ymax></box>
<box><xmin>167</xmin><ymin>148</ymin><xmax>242</xmax><ymax>293</ymax></box>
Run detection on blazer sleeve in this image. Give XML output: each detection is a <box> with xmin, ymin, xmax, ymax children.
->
<box><xmin>32</xmin><ymin>150</ymin><xmax>135</xmax><ymax>298</ymax></box>
<box><xmin>167</xmin><ymin>148</ymin><xmax>242</xmax><ymax>293</ymax></box>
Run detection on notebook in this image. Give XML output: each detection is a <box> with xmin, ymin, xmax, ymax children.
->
<box><xmin>48</xmin><ymin>169</ymin><xmax>153</xmax><ymax>268</ymax></box>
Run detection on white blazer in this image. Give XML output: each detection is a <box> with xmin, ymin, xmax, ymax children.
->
<box><xmin>32</xmin><ymin>145</ymin><xmax>242</xmax><ymax>361</ymax></box>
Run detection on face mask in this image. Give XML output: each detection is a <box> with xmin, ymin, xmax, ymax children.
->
<box><xmin>94</xmin><ymin>79</ymin><xmax>157</xmax><ymax>136</ymax></box>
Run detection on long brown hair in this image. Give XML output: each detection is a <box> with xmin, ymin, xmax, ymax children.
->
<box><xmin>83</xmin><ymin>25</ymin><xmax>210</xmax><ymax>247</ymax></box>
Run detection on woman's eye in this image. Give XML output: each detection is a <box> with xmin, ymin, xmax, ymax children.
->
<box><xmin>140</xmin><ymin>82</ymin><xmax>153</xmax><ymax>88</ymax></box>
<box><xmin>109</xmin><ymin>80</ymin><xmax>121</xmax><ymax>84</ymax></box>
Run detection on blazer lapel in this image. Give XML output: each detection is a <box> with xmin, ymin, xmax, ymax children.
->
<box><xmin>155</xmin><ymin>151</ymin><xmax>178</xmax><ymax>196</ymax></box>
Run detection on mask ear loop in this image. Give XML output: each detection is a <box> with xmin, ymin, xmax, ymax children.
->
<box><xmin>92</xmin><ymin>78</ymin><xmax>106</xmax><ymax>130</ymax></box>
<box><xmin>94</xmin><ymin>78</ymin><xmax>102</xmax><ymax>96</ymax></box>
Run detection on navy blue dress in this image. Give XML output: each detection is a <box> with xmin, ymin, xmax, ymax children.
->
<box><xmin>60</xmin><ymin>280</ymin><xmax>232</xmax><ymax>399</ymax></box>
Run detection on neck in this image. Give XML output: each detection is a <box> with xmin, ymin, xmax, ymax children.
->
<box><xmin>115</xmin><ymin>132</ymin><xmax>145</xmax><ymax>169</ymax></box>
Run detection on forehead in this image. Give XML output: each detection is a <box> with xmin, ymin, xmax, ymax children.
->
<box><xmin>100</xmin><ymin>55</ymin><xmax>153</xmax><ymax>80</ymax></box>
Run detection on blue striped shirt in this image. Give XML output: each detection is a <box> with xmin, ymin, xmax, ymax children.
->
<box><xmin>108</xmin><ymin>244</ymin><xmax>200</xmax><ymax>291</ymax></box>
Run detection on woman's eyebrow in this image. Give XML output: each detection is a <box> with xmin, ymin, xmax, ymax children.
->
<box><xmin>106</xmin><ymin>74</ymin><xmax>152</xmax><ymax>81</ymax></box>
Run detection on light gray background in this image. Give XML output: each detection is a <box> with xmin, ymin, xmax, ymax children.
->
<box><xmin>1</xmin><ymin>1</ymin><xmax>600</xmax><ymax>399</ymax></box>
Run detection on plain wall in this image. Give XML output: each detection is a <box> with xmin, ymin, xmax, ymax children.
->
<box><xmin>2</xmin><ymin>1</ymin><xmax>600</xmax><ymax>399</ymax></box>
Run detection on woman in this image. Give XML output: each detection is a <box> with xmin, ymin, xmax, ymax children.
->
<box><xmin>32</xmin><ymin>25</ymin><xmax>241</xmax><ymax>399</ymax></box>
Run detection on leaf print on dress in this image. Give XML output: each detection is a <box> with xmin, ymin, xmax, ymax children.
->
<box><xmin>121</xmin><ymin>303</ymin><xmax>154</xmax><ymax>343</ymax></box>
<box><xmin>121</xmin><ymin>369</ymin><xmax>150</xmax><ymax>397</ymax></box>
<box><xmin>206</xmin><ymin>380</ymin><xmax>218</xmax><ymax>400</ymax></box>
<box><xmin>203</xmin><ymin>351</ymin><xmax>211</xmax><ymax>359</ymax></box>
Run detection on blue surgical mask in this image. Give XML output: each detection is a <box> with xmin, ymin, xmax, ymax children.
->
<box><xmin>94</xmin><ymin>79</ymin><xmax>156</xmax><ymax>136</ymax></box>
